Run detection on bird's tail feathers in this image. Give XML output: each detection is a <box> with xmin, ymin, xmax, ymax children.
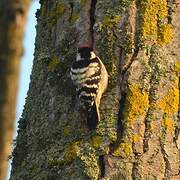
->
<box><xmin>87</xmin><ymin>102</ymin><xmax>99</xmax><ymax>130</ymax></box>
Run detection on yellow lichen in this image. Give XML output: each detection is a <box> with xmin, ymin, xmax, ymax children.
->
<box><xmin>157</xmin><ymin>0</ymin><xmax>168</xmax><ymax>19</ymax></box>
<box><xmin>113</xmin><ymin>84</ymin><xmax>149</xmax><ymax>158</ymax></box>
<box><xmin>113</xmin><ymin>142</ymin><xmax>132</xmax><ymax>158</ymax></box>
<box><xmin>162</xmin><ymin>118</ymin><xmax>175</xmax><ymax>133</ymax></box>
<box><xmin>91</xmin><ymin>136</ymin><xmax>102</xmax><ymax>149</ymax></box>
<box><xmin>102</xmin><ymin>15</ymin><xmax>121</xmax><ymax>28</ymax></box>
<box><xmin>141</xmin><ymin>0</ymin><xmax>159</xmax><ymax>41</ymax></box>
<box><xmin>175</xmin><ymin>61</ymin><xmax>180</xmax><ymax>76</ymax></box>
<box><xmin>157</xmin><ymin>24</ymin><xmax>173</xmax><ymax>45</ymax></box>
<box><xmin>63</xmin><ymin>126</ymin><xmax>71</xmax><ymax>136</ymax></box>
<box><xmin>124</xmin><ymin>84</ymin><xmax>149</xmax><ymax>124</ymax></box>
<box><xmin>48</xmin><ymin>56</ymin><xmax>59</xmax><ymax>71</ymax></box>
<box><xmin>141</xmin><ymin>0</ymin><xmax>172</xmax><ymax>45</ymax></box>
<box><xmin>158</xmin><ymin>87</ymin><xmax>179</xmax><ymax>115</ymax></box>
<box><xmin>133</xmin><ymin>134</ymin><xmax>141</xmax><ymax>143</ymax></box>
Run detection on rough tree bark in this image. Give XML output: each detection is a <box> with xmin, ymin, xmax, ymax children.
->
<box><xmin>11</xmin><ymin>0</ymin><xmax>179</xmax><ymax>179</ymax></box>
<box><xmin>0</xmin><ymin>1</ymin><xmax>30</xmax><ymax>180</ymax></box>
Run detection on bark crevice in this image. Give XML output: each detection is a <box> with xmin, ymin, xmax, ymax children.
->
<box><xmin>121</xmin><ymin>0</ymin><xmax>140</xmax><ymax>75</ymax></box>
<box><xmin>69</xmin><ymin>2</ymin><xmax>73</xmax><ymax>22</ymax></box>
<box><xmin>121</xmin><ymin>49</ymin><xmax>139</xmax><ymax>75</ymax></box>
<box><xmin>117</xmin><ymin>92</ymin><xmax>127</xmax><ymax>139</ymax></box>
<box><xmin>174</xmin><ymin>76</ymin><xmax>180</xmax><ymax>175</ymax></box>
<box><xmin>143</xmin><ymin>51</ymin><xmax>156</xmax><ymax>153</ymax></box>
<box><xmin>167</xmin><ymin>0</ymin><xmax>176</xmax><ymax>23</ymax></box>
<box><xmin>113</xmin><ymin>0</ymin><xmax>140</xmax><ymax>153</ymax></box>
<box><xmin>131</xmin><ymin>151</ymin><xmax>142</xmax><ymax>180</ymax></box>
<box><xmin>90</xmin><ymin>0</ymin><xmax>97</xmax><ymax>46</ymax></box>
<box><xmin>99</xmin><ymin>155</ymin><xmax>105</xmax><ymax>178</ymax></box>
<box><xmin>160</xmin><ymin>137</ymin><xmax>172</xmax><ymax>178</ymax></box>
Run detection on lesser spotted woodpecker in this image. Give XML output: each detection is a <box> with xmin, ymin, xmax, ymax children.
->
<box><xmin>70</xmin><ymin>45</ymin><xmax>108</xmax><ymax>130</ymax></box>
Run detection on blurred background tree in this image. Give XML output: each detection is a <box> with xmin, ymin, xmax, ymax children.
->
<box><xmin>0</xmin><ymin>0</ymin><xmax>31</xmax><ymax>179</ymax></box>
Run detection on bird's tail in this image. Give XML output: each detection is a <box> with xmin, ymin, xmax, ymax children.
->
<box><xmin>87</xmin><ymin>102</ymin><xmax>99</xmax><ymax>130</ymax></box>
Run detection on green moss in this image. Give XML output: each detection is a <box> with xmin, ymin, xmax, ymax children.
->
<box><xmin>114</xmin><ymin>161</ymin><xmax>132</xmax><ymax>179</ymax></box>
<box><xmin>146</xmin><ymin>175</ymin><xmax>151</xmax><ymax>180</ymax></box>
<box><xmin>119</xmin><ymin>0</ymin><xmax>133</xmax><ymax>8</ymax></box>
<box><xmin>48</xmin><ymin>141</ymin><xmax>80</xmax><ymax>167</ymax></box>
<box><xmin>63</xmin><ymin>126</ymin><xmax>71</xmax><ymax>136</ymax></box>
<box><xmin>56</xmin><ymin>3</ymin><xmax>65</xmax><ymax>15</ymax></box>
<box><xmin>140</xmin><ymin>0</ymin><xmax>173</xmax><ymax>45</ymax></box>
<box><xmin>48</xmin><ymin>55</ymin><xmax>59</xmax><ymax>71</ymax></box>
<box><xmin>96</xmin><ymin>102</ymin><xmax>118</xmax><ymax>147</ymax></box>
<box><xmin>80</xmin><ymin>0</ymin><xmax>87</xmax><ymax>7</ymax></box>
<box><xmin>78</xmin><ymin>145</ymin><xmax>99</xmax><ymax>179</ymax></box>
<box><xmin>40</xmin><ymin>1</ymin><xmax>47</xmax><ymax>17</ymax></box>
<box><xmin>96</xmin><ymin>31</ymin><xmax>118</xmax><ymax>88</ymax></box>
<box><xmin>90</xmin><ymin>135</ymin><xmax>103</xmax><ymax>149</ymax></box>
<box><xmin>70</xmin><ymin>12</ymin><xmax>80</xmax><ymax>23</ymax></box>
<box><xmin>100</xmin><ymin>0</ymin><xmax>133</xmax><ymax>17</ymax></box>
<box><xmin>47</xmin><ymin>3</ymin><xmax>65</xmax><ymax>29</ymax></box>
<box><xmin>102</xmin><ymin>15</ymin><xmax>121</xmax><ymax>28</ymax></box>
<box><xmin>63</xmin><ymin>141</ymin><xmax>80</xmax><ymax>164</ymax></box>
<box><xmin>95</xmin><ymin>1</ymin><xmax>135</xmax><ymax>88</ymax></box>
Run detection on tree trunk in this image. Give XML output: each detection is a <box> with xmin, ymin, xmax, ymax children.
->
<box><xmin>0</xmin><ymin>1</ymin><xmax>30</xmax><ymax>180</ymax></box>
<box><xmin>11</xmin><ymin>0</ymin><xmax>179</xmax><ymax>179</ymax></box>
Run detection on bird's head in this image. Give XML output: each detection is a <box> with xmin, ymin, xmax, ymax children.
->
<box><xmin>77</xmin><ymin>44</ymin><xmax>93</xmax><ymax>60</ymax></box>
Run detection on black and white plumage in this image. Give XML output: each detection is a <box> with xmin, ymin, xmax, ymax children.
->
<box><xmin>70</xmin><ymin>46</ymin><xmax>108</xmax><ymax>130</ymax></box>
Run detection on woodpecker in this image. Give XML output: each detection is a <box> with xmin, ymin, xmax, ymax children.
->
<box><xmin>70</xmin><ymin>45</ymin><xmax>108</xmax><ymax>130</ymax></box>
